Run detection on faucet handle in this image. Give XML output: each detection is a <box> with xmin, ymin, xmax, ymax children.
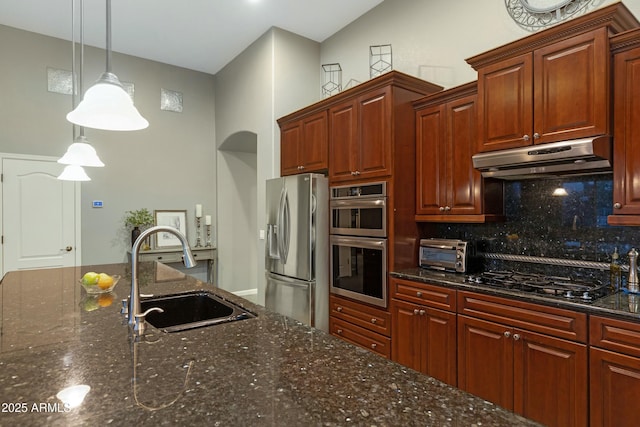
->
<box><xmin>133</xmin><ymin>307</ymin><xmax>164</xmax><ymax>336</ymax></box>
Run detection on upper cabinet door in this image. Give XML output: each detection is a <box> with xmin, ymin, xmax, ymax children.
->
<box><xmin>477</xmin><ymin>53</ymin><xmax>533</xmax><ymax>152</ymax></box>
<box><xmin>280</xmin><ymin>121</ymin><xmax>303</xmax><ymax>176</ymax></box>
<box><xmin>415</xmin><ymin>104</ymin><xmax>446</xmax><ymax>215</ymax></box>
<box><xmin>533</xmin><ymin>28</ymin><xmax>609</xmax><ymax>144</ymax></box>
<box><xmin>357</xmin><ymin>87</ymin><xmax>392</xmax><ymax>180</ymax></box>
<box><xmin>279</xmin><ymin>111</ymin><xmax>328</xmax><ymax>176</ymax></box>
<box><xmin>329</xmin><ymin>99</ymin><xmax>359</xmax><ymax>181</ymax></box>
<box><xmin>476</xmin><ymin>28</ymin><xmax>609</xmax><ymax>153</ymax></box>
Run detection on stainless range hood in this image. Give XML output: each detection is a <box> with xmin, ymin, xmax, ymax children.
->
<box><xmin>471</xmin><ymin>136</ymin><xmax>612</xmax><ymax>180</ymax></box>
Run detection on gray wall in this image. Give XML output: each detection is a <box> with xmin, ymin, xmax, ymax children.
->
<box><xmin>0</xmin><ymin>25</ymin><xmax>216</xmax><ymax>265</ymax></box>
<box><xmin>214</xmin><ymin>27</ymin><xmax>320</xmax><ymax>301</ymax></box>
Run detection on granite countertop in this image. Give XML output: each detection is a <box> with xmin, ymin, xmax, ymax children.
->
<box><xmin>392</xmin><ymin>268</ymin><xmax>640</xmax><ymax>322</ymax></box>
<box><xmin>0</xmin><ymin>262</ymin><xmax>540</xmax><ymax>426</ymax></box>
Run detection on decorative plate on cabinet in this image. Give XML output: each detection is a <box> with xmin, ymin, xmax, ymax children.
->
<box><xmin>505</xmin><ymin>0</ymin><xmax>598</xmax><ymax>32</ymax></box>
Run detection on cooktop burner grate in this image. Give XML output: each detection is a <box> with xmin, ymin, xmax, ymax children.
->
<box><xmin>466</xmin><ymin>270</ymin><xmax>608</xmax><ymax>302</ymax></box>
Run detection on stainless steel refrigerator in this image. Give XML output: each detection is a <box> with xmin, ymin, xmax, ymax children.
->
<box><xmin>265</xmin><ymin>173</ymin><xmax>328</xmax><ymax>332</ymax></box>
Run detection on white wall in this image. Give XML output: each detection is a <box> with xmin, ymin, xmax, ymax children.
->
<box><xmin>320</xmin><ymin>0</ymin><xmax>640</xmax><ymax>89</ymax></box>
<box><xmin>0</xmin><ymin>25</ymin><xmax>216</xmax><ymax>265</ymax></box>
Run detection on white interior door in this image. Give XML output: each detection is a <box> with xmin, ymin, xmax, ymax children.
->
<box><xmin>2</xmin><ymin>156</ymin><xmax>80</xmax><ymax>274</ymax></box>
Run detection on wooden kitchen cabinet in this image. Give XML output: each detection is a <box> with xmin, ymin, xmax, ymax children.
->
<box><xmin>327</xmin><ymin>74</ymin><xmax>442</xmax><ymax>183</ymax></box>
<box><xmin>390</xmin><ymin>277</ymin><xmax>457</xmax><ymax>385</ymax></box>
<box><xmin>457</xmin><ymin>291</ymin><xmax>588</xmax><ymax>427</ymax></box>
<box><xmin>329</xmin><ymin>87</ymin><xmax>391</xmax><ymax>182</ymax></box>
<box><xmin>472</xmin><ymin>28</ymin><xmax>609</xmax><ymax>152</ymax></box>
<box><xmin>329</xmin><ymin>294</ymin><xmax>391</xmax><ymax>358</ymax></box>
<box><xmin>278</xmin><ymin>110</ymin><xmax>328</xmax><ymax>176</ymax></box>
<box><xmin>609</xmin><ymin>29</ymin><xmax>640</xmax><ymax>224</ymax></box>
<box><xmin>413</xmin><ymin>82</ymin><xmax>503</xmax><ymax>222</ymax></box>
<box><xmin>589</xmin><ymin>315</ymin><xmax>640</xmax><ymax>427</ymax></box>
<box><xmin>467</xmin><ymin>2</ymin><xmax>640</xmax><ymax>153</ymax></box>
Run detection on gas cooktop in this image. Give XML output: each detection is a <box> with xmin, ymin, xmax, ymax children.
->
<box><xmin>466</xmin><ymin>270</ymin><xmax>609</xmax><ymax>303</ymax></box>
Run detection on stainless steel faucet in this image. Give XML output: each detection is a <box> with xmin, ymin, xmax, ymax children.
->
<box><xmin>129</xmin><ymin>225</ymin><xmax>197</xmax><ymax>334</ymax></box>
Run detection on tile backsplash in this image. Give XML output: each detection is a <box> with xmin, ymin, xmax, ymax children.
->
<box><xmin>429</xmin><ymin>174</ymin><xmax>640</xmax><ymax>275</ymax></box>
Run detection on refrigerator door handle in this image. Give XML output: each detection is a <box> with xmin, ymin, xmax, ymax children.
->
<box><xmin>266</xmin><ymin>224</ymin><xmax>279</xmax><ymax>259</ymax></box>
<box><xmin>277</xmin><ymin>188</ymin><xmax>289</xmax><ymax>263</ymax></box>
<box><xmin>281</xmin><ymin>189</ymin><xmax>290</xmax><ymax>263</ymax></box>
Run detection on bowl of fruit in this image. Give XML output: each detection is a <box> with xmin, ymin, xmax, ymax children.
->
<box><xmin>80</xmin><ymin>272</ymin><xmax>120</xmax><ymax>294</ymax></box>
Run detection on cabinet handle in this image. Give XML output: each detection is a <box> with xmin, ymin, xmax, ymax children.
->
<box><xmin>419</xmin><ymin>309</ymin><xmax>426</xmax><ymax>315</ymax></box>
<box><xmin>371</xmin><ymin>318</ymin><xmax>377</xmax><ymax>324</ymax></box>
<box><xmin>336</xmin><ymin>306</ymin><xmax>343</xmax><ymax>312</ymax></box>
<box><xmin>371</xmin><ymin>343</ymin><xmax>377</xmax><ymax>349</ymax></box>
<box><xmin>416</xmin><ymin>291</ymin><xmax>422</xmax><ymax>298</ymax></box>
<box><xmin>614</xmin><ymin>203</ymin><xmax>622</xmax><ymax>209</ymax></box>
<box><xmin>513</xmin><ymin>333</ymin><xmax>521</xmax><ymax>341</ymax></box>
<box><xmin>337</xmin><ymin>329</ymin><xmax>343</xmax><ymax>334</ymax></box>
<box><xmin>523</xmin><ymin>134</ymin><xmax>530</xmax><ymax>141</ymax></box>
<box><xmin>533</xmin><ymin>133</ymin><xmax>540</xmax><ymax>140</ymax></box>
<box><xmin>504</xmin><ymin>331</ymin><xmax>511</xmax><ymax>338</ymax></box>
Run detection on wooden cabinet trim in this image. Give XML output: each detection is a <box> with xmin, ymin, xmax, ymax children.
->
<box><xmin>390</xmin><ymin>277</ymin><xmax>456</xmax><ymax>311</ymax></box>
<box><xmin>458</xmin><ymin>291</ymin><xmax>587</xmax><ymax>342</ymax></box>
<box><xmin>330</xmin><ymin>317</ymin><xmax>391</xmax><ymax>358</ymax></box>
<box><xmin>330</xmin><ymin>295</ymin><xmax>391</xmax><ymax>337</ymax></box>
<box><xmin>590</xmin><ymin>315</ymin><xmax>640</xmax><ymax>357</ymax></box>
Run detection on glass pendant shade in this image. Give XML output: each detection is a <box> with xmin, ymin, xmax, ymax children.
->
<box><xmin>58</xmin><ymin>136</ymin><xmax>105</xmax><ymax>167</ymax></box>
<box><xmin>58</xmin><ymin>164</ymin><xmax>91</xmax><ymax>181</ymax></box>
<box><xmin>66</xmin><ymin>72</ymin><xmax>148</xmax><ymax>131</ymax></box>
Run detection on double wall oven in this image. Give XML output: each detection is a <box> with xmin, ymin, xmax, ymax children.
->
<box><xmin>330</xmin><ymin>182</ymin><xmax>388</xmax><ymax>308</ymax></box>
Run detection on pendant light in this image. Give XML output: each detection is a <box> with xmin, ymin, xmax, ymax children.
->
<box><xmin>66</xmin><ymin>0</ymin><xmax>148</xmax><ymax>131</ymax></box>
<box><xmin>58</xmin><ymin>0</ymin><xmax>104</xmax><ymax>181</ymax></box>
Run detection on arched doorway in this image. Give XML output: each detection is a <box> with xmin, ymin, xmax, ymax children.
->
<box><xmin>217</xmin><ymin>131</ymin><xmax>258</xmax><ymax>303</ymax></box>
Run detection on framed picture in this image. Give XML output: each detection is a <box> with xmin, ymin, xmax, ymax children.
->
<box><xmin>153</xmin><ymin>210</ymin><xmax>187</xmax><ymax>248</ymax></box>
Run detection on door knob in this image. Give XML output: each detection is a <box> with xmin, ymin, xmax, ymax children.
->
<box><xmin>63</xmin><ymin>246</ymin><xmax>73</xmax><ymax>252</ymax></box>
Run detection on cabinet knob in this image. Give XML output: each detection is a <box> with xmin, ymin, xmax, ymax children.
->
<box><xmin>614</xmin><ymin>203</ymin><xmax>622</xmax><ymax>209</ymax></box>
<box><xmin>439</xmin><ymin>206</ymin><xmax>445</xmax><ymax>212</ymax></box>
<box><xmin>371</xmin><ymin>318</ymin><xmax>377</xmax><ymax>324</ymax></box>
<box><xmin>419</xmin><ymin>309</ymin><xmax>426</xmax><ymax>316</ymax></box>
<box><xmin>336</xmin><ymin>306</ymin><xmax>343</xmax><ymax>312</ymax></box>
<box><xmin>533</xmin><ymin>133</ymin><xmax>540</xmax><ymax>140</ymax></box>
<box><xmin>298</xmin><ymin>165</ymin><xmax>304</xmax><ymax>170</ymax></box>
<box><xmin>444</xmin><ymin>206</ymin><xmax>451</xmax><ymax>212</ymax></box>
<box><xmin>414</xmin><ymin>309</ymin><xmax>420</xmax><ymax>315</ymax></box>
<box><xmin>355</xmin><ymin>171</ymin><xmax>361</xmax><ymax>176</ymax></box>
<box><xmin>416</xmin><ymin>291</ymin><xmax>422</xmax><ymax>298</ymax></box>
<box><xmin>513</xmin><ymin>333</ymin><xmax>521</xmax><ymax>341</ymax></box>
<box><xmin>371</xmin><ymin>343</ymin><xmax>377</xmax><ymax>349</ymax></box>
<box><xmin>504</xmin><ymin>331</ymin><xmax>511</xmax><ymax>338</ymax></box>
<box><xmin>523</xmin><ymin>134</ymin><xmax>530</xmax><ymax>141</ymax></box>
<box><xmin>337</xmin><ymin>329</ymin><xmax>343</xmax><ymax>335</ymax></box>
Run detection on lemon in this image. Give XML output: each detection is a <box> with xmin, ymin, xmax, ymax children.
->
<box><xmin>97</xmin><ymin>273</ymin><xmax>114</xmax><ymax>290</ymax></box>
<box><xmin>82</xmin><ymin>272</ymin><xmax>99</xmax><ymax>287</ymax></box>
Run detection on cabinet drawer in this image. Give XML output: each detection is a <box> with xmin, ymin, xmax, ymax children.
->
<box><xmin>590</xmin><ymin>315</ymin><xmax>640</xmax><ymax>357</ymax></box>
<box><xmin>330</xmin><ymin>295</ymin><xmax>391</xmax><ymax>337</ymax></box>
<box><xmin>330</xmin><ymin>317</ymin><xmax>391</xmax><ymax>358</ymax></box>
<box><xmin>458</xmin><ymin>291</ymin><xmax>587</xmax><ymax>342</ymax></box>
<box><xmin>390</xmin><ymin>277</ymin><xmax>456</xmax><ymax>311</ymax></box>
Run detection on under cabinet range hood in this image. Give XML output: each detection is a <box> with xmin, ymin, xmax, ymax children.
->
<box><xmin>472</xmin><ymin>136</ymin><xmax>612</xmax><ymax>180</ymax></box>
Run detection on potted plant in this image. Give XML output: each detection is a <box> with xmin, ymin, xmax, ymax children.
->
<box><xmin>124</xmin><ymin>208</ymin><xmax>154</xmax><ymax>248</ymax></box>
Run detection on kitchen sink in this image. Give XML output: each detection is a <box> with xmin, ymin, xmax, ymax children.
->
<box><xmin>140</xmin><ymin>291</ymin><xmax>256</xmax><ymax>333</ymax></box>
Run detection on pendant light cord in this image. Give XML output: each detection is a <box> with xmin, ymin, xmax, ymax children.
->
<box><xmin>106</xmin><ymin>0</ymin><xmax>112</xmax><ymax>74</ymax></box>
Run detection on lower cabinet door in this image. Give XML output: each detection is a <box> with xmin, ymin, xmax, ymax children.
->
<box><xmin>514</xmin><ymin>329</ymin><xmax>588</xmax><ymax>427</ymax></box>
<box><xmin>457</xmin><ymin>315</ymin><xmax>514</xmax><ymax>410</ymax></box>
<box><xmin>590</xmin><ymin>347</ymin><xmax>640</xmax><ymax>427</ymax></box>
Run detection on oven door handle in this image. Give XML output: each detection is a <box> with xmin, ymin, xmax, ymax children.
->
<box><xmin>422</xmin><ymin>244</ymin><xmax>457</xmax><ymax>251</ymax></box>
<box><xmin>330</xmin><ymin>198</ymin><xmax>386</xmax><ymax>208</ymax></box>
